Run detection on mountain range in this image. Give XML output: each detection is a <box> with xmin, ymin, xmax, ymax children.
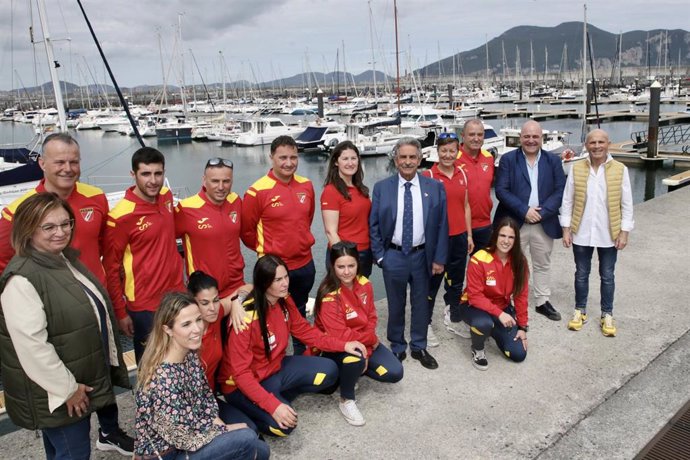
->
<box><xmin>418</xmin><ymin>22</ymin><xmax>689</xmax><ymax>79</ymax></box>
<box><xmin>4</xmin><ymin>22</ymin><xmax>688</xmax><ymax>98</ymax></box>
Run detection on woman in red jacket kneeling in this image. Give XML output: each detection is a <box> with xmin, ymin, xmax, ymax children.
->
<box><xmin>462</xmin><ymin>217</ymin><xmax>529</xmax><ymax>371</ymax></box>
<box><xmin>218</xmin><ymin>254</ymin><xmax>366</xmax><ymax>437</ymax></box>
<box><xmin>313</xmin><ymin>241</ymin><xmax>403</xmax><ymax>426</ymax></box>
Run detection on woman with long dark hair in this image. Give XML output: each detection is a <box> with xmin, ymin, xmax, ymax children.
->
<box><xmin>462</xmin><ymin>217</ymin><xmax>529</xmax><ymax>371</ymax></box>
<box><xmin>218</xmin><ymin>254</ymin><xmax>367</xmax><ymax>437</ymax></box>
<box><xmin>313</xmin><ymin>241</ymin><xmax>403</xmax><ymax>426</ymax></box>
<box><xmin>134</xmin><ymin>292</ymin><xmax>265</xmax><ymax>459</ymax></box>
<box><xmin>321</xmin><ymin>140</ymin><xmax>373</xmax><ymax>276</ymax></box>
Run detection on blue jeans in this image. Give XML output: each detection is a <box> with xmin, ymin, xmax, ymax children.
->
<box><xmin>573</xmin><ymin>244</ymin><xmax>618</xmax><ymax>314</ymax></box>
<box><xmin>288</xmin><ymin>259</ymin><xmax>316</xmax><ymax>355</ymax></box>
<box><xmin>42</xmin><ymin>417</ymin><xmax>91</xmax><ymax>460</ymax></box>
<box><xmin>160</xmin><ymin>428</ymin><xmax>268</xmax><ymax>460</ymax></box>
<box><xmin>428</xmin><ymin>232</ymin><xmax>469</xmax><ymax>321</ymax></box>
<box><xmin>128</xmin><ymin>309</ymin><xmax>155</xmax><ymax>363</ymax></box>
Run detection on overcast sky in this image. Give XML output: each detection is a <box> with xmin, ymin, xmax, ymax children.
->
<box><xmin>0</xmin><ymin>0</ymin><xmax>687</xmax><ymax>91</ymax></box>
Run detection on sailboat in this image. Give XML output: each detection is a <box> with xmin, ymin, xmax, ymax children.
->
<box><xmin>0</xmin><ymin>0</ymin><xmax>58</xmax><ymax>206</ymax></box>
<box><xmin>561</xmin><ymin>4</ymin><xmax>592</xmax><ymax>175</ymax></box>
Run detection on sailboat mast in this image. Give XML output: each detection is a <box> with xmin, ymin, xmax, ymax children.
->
<box><xmin>368</xmin><ymin>0</ymin><xmax>377</xmax><ymax>101</ymax></box>
<box><xmin>394</xmin><ymin>0</ymin><xmax>401</xmax><ymax>132</ymax></box>
<box><xmin>485</xmin><ymin>35</ymin><xmax>489</xmax><ymax>80</ymax></box>
<box><xmin>36</xmin><ymin>0</ymin><xmax>67</xmax><ymax>132</ymax></box>
<box><xmin>581</xmin><ymin>3</ymin><xmax>588</xmax><ymax>142</ymax></box>
<box><xmin>178</xmin><ymin>13</ymin><xmax>187</xmax><ymax>115</ymax></box>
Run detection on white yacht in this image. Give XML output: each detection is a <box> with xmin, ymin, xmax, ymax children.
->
<box><xmin>234</xmin><ymin>117</ymin><xmax>304</xmax><ymax>146</ymax></box>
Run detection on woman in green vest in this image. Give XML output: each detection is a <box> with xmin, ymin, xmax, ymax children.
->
<box><xmin>0</xmin><ymin>192</ymin><xmax>130</xmax><ymax>459</ymax></box>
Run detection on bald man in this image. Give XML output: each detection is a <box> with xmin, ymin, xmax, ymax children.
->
<box><xmin>560</xmin><ymin>129</ymin><xmax>633</xmax><ymax>337</ymax></box>
<box><xmin>494</xmin><ymin>120</ymin><xmax>566</xmax><ymax>322</ymax></box>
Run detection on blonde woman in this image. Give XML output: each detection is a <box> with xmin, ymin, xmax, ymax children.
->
<box><xmin>134</xmin><ymin>292</ymin><xmax>268</xmax><ymax>459</ymax></box>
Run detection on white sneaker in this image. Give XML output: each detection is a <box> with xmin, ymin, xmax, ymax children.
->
<box><xmin>339</xmin><ymin>399</ymin><xmax>365</xmax><ymax>426</ymax></box>
<box><xmin>427</xmin><ymin>324</ymin><xmax>440</xmax><ymax>347</ymax></box>
<box><xmin>444</xmin><ymin>306</ymin><xmax>471</xmax><ymax>339</ymax></box>
<box><xmin>471</xmin><ymin>348</ymin><xmax>489</xmax><ymax>371</ymax></box>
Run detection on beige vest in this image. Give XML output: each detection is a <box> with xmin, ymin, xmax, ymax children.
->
<box><xmin>570</xmin><ymin>158</ymin><xmax>625</xmax><ymax>240</ymax></box>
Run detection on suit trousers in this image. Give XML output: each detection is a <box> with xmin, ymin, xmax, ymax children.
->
<box><xmin>520</xmin><ymin>223</ymin><xmax>554</xmax><ymax>305</ymax></box>
<box><xmin>382</xmin><ymin>248</ymin><xmax>430</xmax><ymax>353</ymax></box>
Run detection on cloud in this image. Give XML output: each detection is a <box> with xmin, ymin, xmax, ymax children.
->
<box><xmin>0</xmin><ymin>0</ymin><xmax>687</xmax><ymax>90</ymax></box>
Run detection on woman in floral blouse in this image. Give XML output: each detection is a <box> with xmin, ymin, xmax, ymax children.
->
<box><xmin>134</xmin><ymin>291</ymin><xmax>268</xmax><ymax>459</ymax></box>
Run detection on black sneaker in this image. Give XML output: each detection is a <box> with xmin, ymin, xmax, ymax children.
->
<box><xmin>535</xmin><ymin>301</ymin><xmax>561</xmax><ymax>321</ymax></box>
<box><xmin>96</xmin><ymin>428</ymin><xmax>135</xmax><ymax>456</ymax></box>
<box><xmin>471</xmin><ymin>348</ymin><xmax>489</xmax><ymax>371</ymax></box>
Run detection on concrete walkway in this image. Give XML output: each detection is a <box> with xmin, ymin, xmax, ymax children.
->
<box><xmin>2</xmin><ymin>185</ymin><xmax>689</xmax><ymax>459</ymax></box>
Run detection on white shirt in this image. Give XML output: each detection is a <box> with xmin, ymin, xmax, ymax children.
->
<box><xmin>392</xmin><ymin>173</ymin><xmax>425</xmax><ymax>247</ymax></box>
<box><xmin>560</xmin><ymin>156</ymin><xmax>634</xmax><ymax>247</ymax></box>
<box><xmin>1</xmin><ymin>257</ymin><xmax>118</xmax><ymax>413</ymax></box>
<box><xmin>523</xmin><ymin>150</ymin><xmax>541</xmax><ymax>208</ymax></box>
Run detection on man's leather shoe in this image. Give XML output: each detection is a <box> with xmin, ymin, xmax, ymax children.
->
<box><xmin>536</xmin><ymin>301</ymin><xmax>561</xmax><ymax>321</ymax></box>
<box><xmin>410</xmin><ymin>349</ymin><xmax>438</xmax><ymax>369</ymax></box>
<box><xmin>393</xmin><ymin>351</ymin><xmax>406</xmax><ymax>362</ymax></box>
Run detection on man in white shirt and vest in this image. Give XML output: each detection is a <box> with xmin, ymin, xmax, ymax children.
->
<box><xmin>560</xmin><ymin>129</ymin><xmax>634</xmax><ymax>337</ymax></box>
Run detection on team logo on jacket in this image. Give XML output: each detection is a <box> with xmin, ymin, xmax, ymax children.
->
<box><xmin>229</xmin><ymin>211</ymin><xmax>237</xmax><ymax>223</ymax></box>
<box><xmin>80</xmin><ymin>207</ymin><xmax>94</xmax><ymax>222</ymax></box>
<box><xmin>345</xmin><ymin>306</ymin><xmax>358</xmax><ymax>320</ymax></box>
<box><xmin>136</xmin><ymin>216</ymin><xmax>152</xmax><ymax>231</ymax></box>
<box><xmin>197</xmin><ymin>217</ymin><xmax>212</xmax><ymax>230</ymax></box>
<box><xmin>296</xmin><ymin>192</ymin><xmax>306</xmax><ymax>204</ymax></box>
<box><xmin>267</xmin><ymin>325</ymin><xmax>277</xmax><ymax>351</ymax></box>
<box><xmin>485</xmin><ymin>270</ymin><xmax>496</xmax><ymax>286</ymax></box>
<box><xmin>359</xmin><ymin>292</ymin><xmax>368</xmax><ymax>306</ymax></box>
<box><xmin>481</xmin><ymin>163</ymin><xmax>489</xmax><ymax>172</ymax></box>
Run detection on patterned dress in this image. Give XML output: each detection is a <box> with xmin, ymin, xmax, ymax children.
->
<box><xmin>134</xmin><ymin>352</ymin><xmax>226</xmax><ymax>457</ymax></box>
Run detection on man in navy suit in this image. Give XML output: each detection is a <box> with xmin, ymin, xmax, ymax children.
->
<box><xmin>370</xmin><ymin>138</ymin><xmax>449</xmax><ymax>369</ymax></box>
<box><xmin>494</xmin><ymin>120</ymin><xmax>566</xmax><ymax>322</ymax></box>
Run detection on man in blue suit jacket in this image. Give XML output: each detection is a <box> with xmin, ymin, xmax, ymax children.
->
<box><xmin>494</xmin><ymin>120</ymin><xmax>566</xmax><ymax>322</ymax></box>
<box><xmin>370</xmin><ymin>138</ymin><xmax>449</xmax><ymax>369</ymax></box>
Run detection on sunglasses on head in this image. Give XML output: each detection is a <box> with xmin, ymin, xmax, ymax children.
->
<box><xmin>438</xmin><ymin>132</ymin><xmax>459</xmax><ymax>140</ymax></box>
<box><xmin>206</xmin><ymin>157</ymin><xmax>233</xmax><ymax>169</ymax></box>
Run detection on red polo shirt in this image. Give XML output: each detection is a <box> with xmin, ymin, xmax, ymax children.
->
<box><xmin>320</xmin><ymin>184</ymin><xmax>371</xmax><ymax>251</ymax></box>
<box><xmin>423</xmin><ymin>164</ymin><xmax>469</xmax><ymax>236</ymax></box>
<box><xmin>456</xmin><ymin>146</ymin><xmax>494</xmax><ymax>229</ymax></box>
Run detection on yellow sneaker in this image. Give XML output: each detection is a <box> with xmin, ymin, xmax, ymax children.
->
<box><xmin>601</xmin><ymin>314</ymin><xmax>617</xmax><ymax>337</ymax></box>
<box><xmin>568</xmin><ymin>309</ymin><xmax>587</xmax><ymax>331</ymax></box>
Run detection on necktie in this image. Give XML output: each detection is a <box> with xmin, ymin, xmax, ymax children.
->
<box><xmin>402</xmin><ymin>181</ymin><xmax>413</xmax><ymax>255</ymax></box>
<box><xmin>78</xmin><ymin>280</ymin><xmax>111</xmax><ymax>367</ymax></box>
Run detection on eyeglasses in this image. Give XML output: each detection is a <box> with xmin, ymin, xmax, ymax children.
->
<box><xmin>205</xmin><ymin>157</ymin><xmax>233</xmax><ymax>169</ymax></box>
<box><xmin>438</xmin><ymin>132</ymin><xmax>459</xmax><ymax>140</ymax></box>
<box><xmin>40</xmin><ymin>219</ymin><xmax>75</xmax><ymax>234</ymax></box>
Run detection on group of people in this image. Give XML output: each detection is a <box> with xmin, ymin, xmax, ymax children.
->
<box><xmin>0</xmin><ymin>116</ymin><xmax>633</xmax><ymax>458</ymax></box>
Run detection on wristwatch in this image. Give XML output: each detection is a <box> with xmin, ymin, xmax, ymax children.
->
<box><xmin>518</xmin><ymin>325</ymin><xmax>529</xmax><ymax>332</ymax></box>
